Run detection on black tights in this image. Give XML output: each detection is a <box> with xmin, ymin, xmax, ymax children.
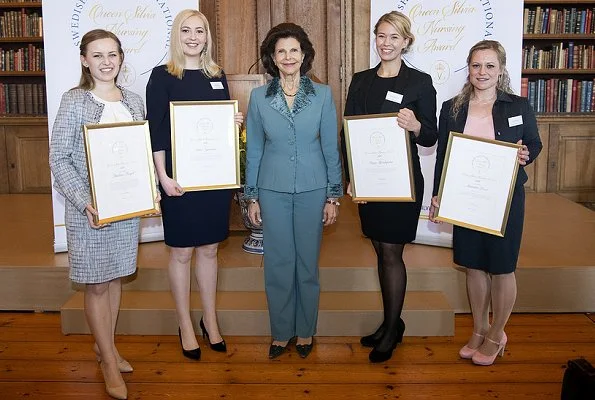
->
<box><xmin>372</xmin><ymin>240</ymin><xmax>407</xmax><ymax>351</ymax></box>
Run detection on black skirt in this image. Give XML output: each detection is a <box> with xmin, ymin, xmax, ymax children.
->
<box><xmin>358</xmin><ymin>167</ymin><xmax>424</xmax><ymax>244</ymax></box>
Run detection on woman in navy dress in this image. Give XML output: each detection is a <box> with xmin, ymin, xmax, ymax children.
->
<box><xmin>430</xmin><ymin>40</ymin><xmax>542</xmax><ymax>366</ymax></box>
<box><xmin>146</xmin><ymin>9</ymin><xmax>242</xmax><ymax>360</ymax></box>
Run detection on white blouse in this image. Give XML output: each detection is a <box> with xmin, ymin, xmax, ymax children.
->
<box><xmin>91</xmin><ymin>92</ymin><xmax>133</xmax><ymax>123</ymax></box>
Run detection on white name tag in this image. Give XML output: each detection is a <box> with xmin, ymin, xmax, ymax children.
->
<box><xmin>210</xmin><ymin>82</ymin><xmax>224</xmax><ymax>89</ymax></box>
<box><xmin>508</xmin><ymin>115</ymin><xmax>523</xmax><ymax>127</ymax></box>
<box><xmin>385</xmin><ymin>90</ymin><xmax>403</xmax><ymax>104</ymax></box>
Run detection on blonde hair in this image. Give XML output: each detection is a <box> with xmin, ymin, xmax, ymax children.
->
<box><xmin>451</xmin><ymin>40</ymin><xmax>514</xmax><ymax>118</ymax></box>
<box><xmin>374</xmin><ymin>11</ymin><xmax>415</xmax><ymax>54</ymax></box>
<box><xmin>166</xmin><ymin>9</ymin><xmax>222</xmax><ymax>79</ymax></box>
<box><xmin>78</xmin><ymin>29</ymin><xmax>124</xmax><ymax>90</ymax></box>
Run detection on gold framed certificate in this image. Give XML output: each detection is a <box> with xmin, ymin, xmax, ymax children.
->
<box><xmin>170</xmin><ymin>100</ymin><xmax>240</xmax><ymax>191</ymax></box>
<box><xmin>343</xmin><ymin>113</ymin><xmax>415</xmax><ymax>202</ymax></box>
<box><xmin>435</xmin><ymin>132</ymin><xmax>521</xmax><ymax>236</ymax></box>
<box><xmin>83</xmin><ymin>121</ymin><xmax>160</xmax><ymax>225</ymax></box>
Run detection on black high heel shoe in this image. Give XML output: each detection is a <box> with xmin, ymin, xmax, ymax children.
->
<box><xmin>199</xmin><ymin>318</ymin><xmax>227</xmax><ymax>352</ymax></box>
<box><xmin>361</xmin><ymin>318</ymin><xmax>405</xmax><ymax>348</ymax></box>
<box><xmin>360</xmin><ymin>324</ymin><xmax>385</xmax><ymax>347</ymax></box>
<box><xmin>178</xmin><ymin>328</ymin><xmax>201</xmax><ymax>360</ymax></box>
<box><xmin>368</xmin><ymin>319</ymin><xmax>406</xmax><ymax>363</ymax></box>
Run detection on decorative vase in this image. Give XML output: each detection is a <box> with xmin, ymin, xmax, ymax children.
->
<box><xmin>237</xmin><ymin>191</ymin><xmax>264</xmax><ymax>255</ymax></box>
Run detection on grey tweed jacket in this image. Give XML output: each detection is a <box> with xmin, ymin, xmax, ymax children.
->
<box><xmin>49</xmin><ymin>87</ymin><xmax>146</xmax><ymax>283</ymax></box>
<box><xmin>49</xmin><ymin>87</ymin><xmax>145</xmax><ymax>213</ymax></box>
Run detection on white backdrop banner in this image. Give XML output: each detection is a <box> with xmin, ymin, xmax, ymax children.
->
<box><xmin>44</xmin><ymin>0</ymin><xmax>198</xmax><ymax>252</ymax></box>
<box><xmin>370</xmin><ymin>0</ymin><xmax>523</xmax><ymax>247</ymax></box>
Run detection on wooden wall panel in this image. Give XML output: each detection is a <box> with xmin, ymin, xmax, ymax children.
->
<box><xmin>212</xmin><ymin>0</ymin><xmax>259</xmax><ymax>74</ymax></box>
<box><xmin>548</xmin><ymin>123</ymin><xmax>595</xmax><ymax>202</ymax></box>
<box><xmin>524</xmin><ymin>122</ymin><xmax>549</xmax><ymax>193</ymax></box>
<box><xmin>0</xmin><ymin>127</ymin><xmax>8</xmax><ymax>194</ymax></box>
<box><xmin>204</xmin><ymin>0</ymin><xmax>344</xmax><ymax>119</ymax></box>
<box><xmin>6</xmin><ymin>126</ymin><xmax>51</xmax><ymax>194</ymax></box>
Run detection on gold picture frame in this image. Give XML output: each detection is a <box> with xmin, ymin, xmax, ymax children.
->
<box><xmin>170</xmin><ymin>100</ymin><xmax>240</xmax><ymax>191</ymax></box>
<box><xmin>435</xmin><ymin>131</ymin><xmax>521</xmax><ymax>236</ymax></box>
<box><xmin>83</xmin><ymin>121</ymin><xmax>160</xmax><ymax>225</ymax></box>
<box><xmin>343</xmin><ymin>112</ymin><xmax>415</xmax><ymax>202</ymax></box>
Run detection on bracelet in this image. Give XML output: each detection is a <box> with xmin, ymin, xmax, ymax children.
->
<box><xmin>326</xmin><ymin>198</ymin><xmax>340</xmax><ymax>206</ymax></box>
<box><xmin>248</xmin><ymin>199</ymin><xmax>258</xmax><ymax>204</ymax></box>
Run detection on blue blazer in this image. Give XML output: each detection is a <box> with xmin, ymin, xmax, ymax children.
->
<box><xmin>244</xmin><ymin>76</ymin><xmax>343</xmax><ymax>199</ymax></box>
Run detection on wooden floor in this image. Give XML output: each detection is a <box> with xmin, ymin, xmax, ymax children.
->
<box><xmin>0</xmin><ymin>312</ymin><xmax>593</xmax><ymax>399</ymax></box>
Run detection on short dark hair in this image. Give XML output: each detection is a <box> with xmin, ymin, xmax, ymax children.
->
<box><xmin>260</xmin><ymin>23</ymin><xmax>315</xmax><ymax>77</ymax></box>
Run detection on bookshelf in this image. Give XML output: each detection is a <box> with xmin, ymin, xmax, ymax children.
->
<box><xmin>0</xmin><ymin>1</ymin><xmax>48</xmax><ymax>194</ymax></box>
<box><xmin>522</xmin><ymin>0</ymin><xmax>595</xmax><ymax>202</ymax></box>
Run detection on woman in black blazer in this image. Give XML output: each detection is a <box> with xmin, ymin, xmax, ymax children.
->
<box><xmin>341</xmin><ymin>11</ymin><xmax>438</xmax><ymax>363</ymax></box>
<box><xmin>430</xmin><ymin>40</ymin><xmax>542</xmax><ymax>366</ymax></box>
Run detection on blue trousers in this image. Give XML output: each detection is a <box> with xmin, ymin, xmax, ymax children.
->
<box><xmin>259</xmin><ymin>188</ymin><xmax>326</xmax><ymax>341</ymax></box>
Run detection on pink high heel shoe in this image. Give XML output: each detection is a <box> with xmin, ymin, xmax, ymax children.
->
<box><xmin>472</xmin><ymin>332</ymin><xmax>507</xmax><ymax>366</ymax></box>
<box><xmin>459</xmin><ymin>332</ymin><xmax>485</xmax><ymax>359</ymax></box>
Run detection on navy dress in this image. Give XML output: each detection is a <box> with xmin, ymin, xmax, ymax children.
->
<box><xmin>146</xmin><ymin>65</ymin><xmax>233</xmax><ymax>247</ymax></box>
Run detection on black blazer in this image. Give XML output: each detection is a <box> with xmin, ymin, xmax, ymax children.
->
<box><xmin>341</xmin><ymin>63</ymin><xmax>438</xmax><ymax>181</ymax></box>
<box><xmin>433</xmin><ymin>91</ymin><xmax>543</xmax><ymax>196</ymax></box>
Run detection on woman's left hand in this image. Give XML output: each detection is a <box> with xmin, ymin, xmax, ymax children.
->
<box><xmin>323</xmin><ymin>202</ymin><xmax>339</xmax><ymax>226</ymax></box>
<box><xmin>234</xmin><ymin>112</ymin><xmax>244</xmax><ymax>126</ymax></box>
<box><xmin>396</xmin><ymin>108</ymin><xmax>421</xmax><ymax>136</ymax></box>
<box><xmin>516</xmin><ymin>139</ymin><xmax>530</xmax><ymax>165</ymax></box>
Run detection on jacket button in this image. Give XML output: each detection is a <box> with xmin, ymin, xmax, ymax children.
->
<box><xmin>290</xmin><ymin>156</ymin><xmax>295</xmax><ymax>161</ymax></box>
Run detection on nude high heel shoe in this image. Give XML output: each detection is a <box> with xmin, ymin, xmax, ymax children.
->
<box><xmin>472</xmin><ymin>332</ymin><xmax>507</xmax><ymax>366</ymax></box>
<box><xmin>93</xmin><ymin>344</ymin><xmax>133</xmax><ymax>373</ymax></box>
<box><xmin>459</xmin><ymin>332</ymin><xmax>485</xmax><ymax>359</ymax></box>
<box><xmin>99</xmin><ymin>361</ymin><xmax>128</xmax><ymax>399</ymax></box>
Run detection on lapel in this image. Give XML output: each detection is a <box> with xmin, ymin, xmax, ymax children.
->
<box><xmin>266</xmin><ymin>76</ymin><xmax>315</xmax><ymax>125</ymax></box>
<box><xmin>353</xmin><ymin>63</ymin><xmax>412</xmax><ymax>114</ymax></box>
<box><xmin>454</xmin><ymin>90</ymin><xmax>515</xmax><ymax>138</ymax></box>
<box><xmin>492</xmin><ymin>90</ymin><xmax>514</xmax><ymax>138</ymax></box>
<box><xmin>381</xmin><ymin>63</ymin><xmax>411</xmax><ymax>114</ymax></box>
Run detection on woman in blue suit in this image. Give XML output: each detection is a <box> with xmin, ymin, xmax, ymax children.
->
<box><xmin>245</xmin><ymin>23</ymin><xmax>343</xmax><ymax>359</ymax></box>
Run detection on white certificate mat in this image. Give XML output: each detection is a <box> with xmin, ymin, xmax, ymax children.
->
<box><xmin>343</xmin><ymin>113</ymin><xmax>415</xmax><ymax>202</ymax></box>
<box><xmin>435</xmin><ymin>132</ymin><xmax>521</xmax><ymax>236</ymax></box>
<box><xmin>170</xmin><ymin>100</ymin><xmax>240</xmax><ymax>191</ymax></box>
<box><xmin>84</xmin><ymin>121</ymin><xmax>160</xmax><ymax>225</ymax></box>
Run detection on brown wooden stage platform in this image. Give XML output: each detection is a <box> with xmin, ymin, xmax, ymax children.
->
<box><xmin>0</xmin><ymin>193</ymin><xmax>593</xmax><ymax>336</ymax></box>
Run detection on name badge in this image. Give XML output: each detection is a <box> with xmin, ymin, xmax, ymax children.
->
<box><xmin>508</xmin><ymin>115</ymin><xmax>523</xmax><ymax>127</ymax></box>
<box><xmin>385</xmin><ymin>90</ymin><xmax>403</xmax><ymax>104</ymax></box>
<box><xmin>210</xmin><ymin>82</ymin><xmax>224</xmax><ymax>89</ymax></box>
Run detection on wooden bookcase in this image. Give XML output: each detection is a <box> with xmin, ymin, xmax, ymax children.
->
<box><xmin>522</xmin><ymin>0</ymin><xmax>595</xmax><ymax>202</ymax></box>
<box><xmin>0</xmin><ymin>1</ymin><xmax>48</xmax><ymax>193</ymax></box>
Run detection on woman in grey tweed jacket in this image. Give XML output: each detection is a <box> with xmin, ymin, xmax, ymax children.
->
<box><xmin>49</xmin><ymin>30</ymin><xmax>147</xmax><ymax>400</ymax></box>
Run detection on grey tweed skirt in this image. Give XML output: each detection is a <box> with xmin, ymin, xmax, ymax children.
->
<box><xmin>65</xmin><ymin>201</ymin><xmax>140</xmax><ymax>284</ymax></box>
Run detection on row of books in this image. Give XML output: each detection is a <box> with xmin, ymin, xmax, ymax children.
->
<box><xmin>523</xmin><ymin>43</ymin><xmax>594</xmax><ymax>70</ymax></box>
<box><xmin>521</xmin><ymin>78</ymin><xmax>595</xmax><ymax>113</ymax></box>
<box><xmin>523</xmin><ymin>7</ymin><xmax>595</xmax><ymax>34</ymax></box>
<box><xmin>0</xmin><ymin>10</ymin><xmax>42</xmax><ymax>38</ymax></box>
<box><xmin>0</xmin><ymin>44</ymin><xmax>44</xmax><ymax>71</ymax></box>
<box><xmin>0</xmin><ymin>0</ymin><xmax>38</xmax><ymax>3</ymax></box>
<box><xmin>0</xmin><ymin>83</ymin><xmax>46</xmax><ymax>115</ymax></box>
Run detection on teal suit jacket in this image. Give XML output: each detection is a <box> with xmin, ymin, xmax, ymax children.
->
<box><xmin>244</xmin><ymin>76</ymin><xmax>343</xmax><ymax>199</ymax></box>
